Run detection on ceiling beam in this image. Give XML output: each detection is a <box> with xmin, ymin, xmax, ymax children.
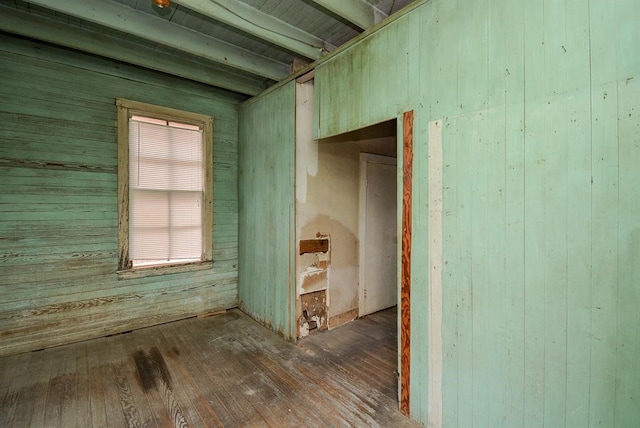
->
<box><xmin>175</xmin><ymin>0</ymin><xmax>334</xmax><ymax>59</ymax></box>
<box><xmin>0</xmin><ymin>6</ymin><xmax>269</xmax><ymax>96</ymax></box>
<box><xmin>309</xmin><ymin>0</ymin><xmax>387</xmax><ymax>30</ymax></box>
<box><xmin>21</xmin><ymin>0</ymin><xmax>290</xmax><ymax>81</ymax></box>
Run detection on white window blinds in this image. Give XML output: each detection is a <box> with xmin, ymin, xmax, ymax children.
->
<box><xmin>129</xmin><ymin>116</ymin><xmax>203</xmax><ymax>266</ymax></box>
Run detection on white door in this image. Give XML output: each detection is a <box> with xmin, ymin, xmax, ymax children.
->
<box><xmin>359</xmin><ymin>153</ymin><xmax>397</xmax><ymax>316</ymax></box>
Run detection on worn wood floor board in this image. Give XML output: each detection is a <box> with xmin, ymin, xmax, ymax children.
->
<box><xmin>161</xmin><ymin>319</ymin><xmax>268</xmax><ymax>427</ymax></box>
<box><xmin>107</xmin><ymin>335</ymin><xmax>156</xmax><ymax>428</ymax></box>
<box><xmin>86</xmin><ymin>338</ymin><xmax>110</xmax><ymax>427</ymax></box>
<box><xmin>295</xmin><ymin>362</ymin><xmax>378</xmax><ymax>427</ymax></box>
<box><xmin>250</xmin><ymin>321</ymin><xmax>369</xmax><ymax>426</ymax></box>
<box><xmin>300</xmin><ymin>332</ymin><xmax>396</xmax><ymax>399</ymax></box>
<box><xmin>236</xmin><ymin>347</ymin><xmax>348</xmax><ymax>427</ymax></box>
<box><xmin>297</xmin><ymin>309</ymin><xmax>403</xmax><ymax>426</ymax></box>
<box><xmin>43</xmin><ymin>346</ymin><xmax>77</xmax><ymax>427</ymax></box>
<box><xmin>179</xmin><ymin>338</ymin><xmax>271</xmax><ymax>427</ymax></box>
<box><xmin>137</xmin><ymin>327</ymin><xmax>210</xmax><ymax>427</ymax></box>
<box><xmin>0</xmin><ymin>350</ymin><xmax>33</xmax><ymax>427</ymax></box>
<box><xmin>194</xmin><ymin>316</ymin><xmax>337</xmax><ymax>426</ymax></box>
<box><xmin>156</xmin><ymin>323</ymin><xmax>231</xmax><ymax>427</ymax></box>
<box><xmin>119</xmin><ymin>331</ymin><xmax>182</xmax><ymax>428</ymax></box>
<box><xmin>0</xmin><ymin>306</ymin><xmax>418</xmax><ymax>427</ymax></box>
<box><xmin>75</xmin><ymin>344</ymin><xmax>94</xmax><ymax>426</ymax></box>
<box><xmin>19</xmin><ymin>349</ymin><xmax>55</xmax><ymax>427</ymax></box>
<box><xmin>57</xmin><ymin>346</ymin><xmax>82</xmax><ymax>427</ymax></box>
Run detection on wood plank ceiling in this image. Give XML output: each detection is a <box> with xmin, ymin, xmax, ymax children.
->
<box><xmin>0</xmin><ymin>0</ymin><xmax>415</xmax><ymax>96</ymax></box>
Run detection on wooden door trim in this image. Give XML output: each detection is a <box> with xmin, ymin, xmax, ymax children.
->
<box><xmin>400</xmin><ymin>110</ymin><xmax>413</xmax><ymax>415</ymax></box>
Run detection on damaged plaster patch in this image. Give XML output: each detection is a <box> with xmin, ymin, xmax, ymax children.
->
<box><xmin>298</xmin><ymin>290</ymin><xmax>327</xmax><ymax>337</ymax></box>
<box><xmin>299</xmin><ymin>321</ymin><xmax>310</xmax><ymax>337</ymax></box>
<box><xmin>297</xmin><ymin>234</ymin><xmax>330</xmax><ymax>296</ymax></box>
<box><xmin>299</xmin><ymin>265</ymin><xmax>327</xmax><ymax>294</ymax></box>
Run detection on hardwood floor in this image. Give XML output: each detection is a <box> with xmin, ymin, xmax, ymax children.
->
<box><xmin>0</xmin><ymin>307</ymin><xmax>419</xmax><ymax>427</ymax></box>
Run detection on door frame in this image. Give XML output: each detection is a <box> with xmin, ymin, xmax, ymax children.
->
<box><xmin>358</xmin><ymin>153</ymin><xmax>398</xmax><ymax>317</ymax></box>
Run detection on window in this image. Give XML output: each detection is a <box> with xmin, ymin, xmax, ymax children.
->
<box><xmin>116</xmin><ymin>99</ymin><xmax>213</xmax><ymax>277</ymax></box>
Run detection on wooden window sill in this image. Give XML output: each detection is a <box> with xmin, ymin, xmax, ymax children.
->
<box><xmin>117</xmin><ymin>261</ymin><xmax>213</xmax><ymax>280</ymax></box>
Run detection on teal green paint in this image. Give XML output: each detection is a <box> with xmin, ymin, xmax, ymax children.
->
<box><xmin>412</xmin><ymin>113</ymin><xmax>432</xmax><ymax>425</ymax></box>
<box><xmin>522</xmin><ymin>99</ymin><xmax>548</xmax><ymax>427</ymax></box>
<box><xmin>21</xmin><ymin>0</ymin><xmax>289</xmax><ymax>81</ymax></box>
<box><xmin>302</xmin><ymin>0</ymin><xmax>640</xmax><ymax>426</ymax></box>
<box><xmin>589</xmin><ymin>87</ymin><xmax>619</xmax><ymax>427</ymax></box>
<box><xmin>441</xmin><ymin>116</ymin><xmax>458</xmax><ymax>428</ymax></box>
<box><xmin>0</xmin><ymin>35</ymin><xmax>241</xmax><ymax>356</ymax></box>
<box><xmin>238</xmin><ymin>81</ymin><xmax>296</xmax><ymax>341</ymax></box>
<box><xmin>309</xmin><ymin>0</ymin><xmax>377</xmax><ymax>30</ymax></box>
<box><xmin>0</xmin><ymin>5</ymin><xmax>268</xmax><ymax>96</ymax></box>
<box><xmin>565</xmin><ymin>88</ymin><xmax>593</xmax><ymax>428</ymax></box>
<box><xmin>176</xmin><ymin>0</ymin><xmax>326</xmax><ymax>60</ymax></box>
<box><xmin>485</xmin><ymin>107</ymin><xmax>507</xmax><ymax>427</ymax></box>
<box><xmin>615</xmin><ymin>76</ymin><xmax>640</xmax><ymax>428</ymax></box>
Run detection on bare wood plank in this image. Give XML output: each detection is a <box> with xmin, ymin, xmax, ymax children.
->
<box><xmin>86</xmin><ymin>339</ymin><xmax>110</xmax><ymax>428</ymax></box>
<box><xmin>3</xmin><ymin>350</ymin><xmax>52</xmax><ymax>427</ymax></box>
<box><xmin>177</xmin><ymin>320</ymin><xmax>274</xmax><ymax>426</ymax></box>
<box><xmin>400</xmin><ymin>110</ymin><xmax>414</xmax><ymax>415</ymax></box>
<box><xmin>122</xmin><ymin>328</ymin><xmax>198</xmax><ymax>427</ymax></box>
<box><xmin>43</xmin><ymin>347</ymin><xmax>78</xmax><ymax>427</ymax></box>
<box><xmin>0</xmin><ymin>352</ymin><xmax>32</xmax><ymax>427</ymax></box>
<box><xmin>156</xmin><ymin>325</ymin><xmax>231</xmax><ymax>427</ymax></box>
<box><xmin>219</xmin><ymin>319</ymin><xmax>343</xmax><ymax>426</ymax></box>
<box><xmin>159</xmin><ymin>320</ymin><xmax>260</xmax><ymax>426</ymax></box>
<box><xmin>299</xmin><ymin>238</ymin><xmax>329</xmax><ymax>254</ymax></box>
<box><xmin>0</xmin><ymin>307</ymin><xmax>418</xmax><ymax>427</ymax></box>
<box><xmin>112</xmin><ymin>362</ymin><xmax>146</xmax><ymax>428</ymax></box>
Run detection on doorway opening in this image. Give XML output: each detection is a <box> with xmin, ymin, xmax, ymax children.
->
<box><xmin>294</xmin><ymin>77</ymin><xmax>413</xmax><ymax>416</ymax></box>
<box><xmin>295</xmin><ymin>118</ymin><xmax>397</xmax><ymax>336</ymax></box>
<box><xmin>295</xmin><ymin>115</ymin><xmax>404</xmax><ymax>399</ymax></box>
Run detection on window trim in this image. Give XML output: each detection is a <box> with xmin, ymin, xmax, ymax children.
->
<box><xmin>116</xmin><ymin>98</ymin><xmax>214</xmax><ymax>279</ymax></box>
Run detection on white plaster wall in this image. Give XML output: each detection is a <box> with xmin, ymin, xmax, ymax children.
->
<box><xmin>296</xmin><ymin>131</ymin><xmax>396</xmax><ymax>323</ymax></box>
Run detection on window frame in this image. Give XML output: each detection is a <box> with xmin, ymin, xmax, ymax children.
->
<box><xmin>116</xmin><ymin>98</ymin><xmax>214</xmax><ymax>279</ymax></box>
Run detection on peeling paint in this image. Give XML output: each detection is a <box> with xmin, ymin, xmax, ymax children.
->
<box><xmin>299</xmin><ymin>321</ymin><xmax>310</xmax><ymax>337</ymax></box>
<box><xmin>297</xmin><ymin>235</ymin><xmax>331</xmax><ymax>298</ymax></box>
<box><xmin>298</xmin><ymin>290</ymin><xmax>328</xmax><ymax>336</ymax></box>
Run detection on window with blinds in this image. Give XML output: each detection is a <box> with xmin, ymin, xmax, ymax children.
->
<box><xmin>129</xmin><ymin>116</ymin><xmax>203</xmax><ymax>266</ymax></box>
<box><xmin>116</xmin><ymin>98</ymin><xmax>213</xmax><ymax>276</ymax></box>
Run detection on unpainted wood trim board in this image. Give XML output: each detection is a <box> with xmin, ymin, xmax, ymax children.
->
<box><xmin>400</xmin><ymin>110</ymin><xmax>413</xmax><ymax>415</ymax></box>
<box><xmin>428</xmin><ymin>119</ymin><xmax>443</xmax><ymax>427</ymax></box>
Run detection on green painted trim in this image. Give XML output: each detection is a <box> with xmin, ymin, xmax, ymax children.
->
<box><xmin>176</xmin><ymin>0</ymin><xmax>333</xmax><ymax>59</ymax></box>
<box><xmin>22</xmin><ymin>0</ymin><xmax>289</xmax><ymax>81</ymax></box>
<box><xmin>0</xmin><ymin>6</ymin><xmax>268</xmax><ymax>96</ymax></box>
<box><xmin>309</xmin><ymin>0</ymin><xmax>383</xmax><ymax>30</ymax></box>
<box><xmin>241</xmin><ymin>0</ymin><xmax>428</xmax><ymax>106</ymax></box>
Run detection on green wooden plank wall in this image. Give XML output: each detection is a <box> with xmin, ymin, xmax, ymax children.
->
<box><xmin>312</xmin><ymin>0</ymin><xmax>640</xmax><ymax>426</ymax></box>
<box><xmin>0</xmin><ymin>35</ymin><xmax>244</xmax><ymax>356</ymax></box>
<box><xmin>238</xmin><ymin>81</ymin><xmax>296</xmax><ymax>340</ymax></box>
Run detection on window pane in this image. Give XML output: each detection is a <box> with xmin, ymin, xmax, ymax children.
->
<box><xmin>130</xmin><ymin>228</ymin><xmax>169</xmax><ymax>261</ymax></box>
<box><xmin>130</xmin><ymin>190</ymin><xmax>168</xmax><ymax>228</ymax></box>
<box><xmin>170</xmin><ymin>191</ymin><xmax>202</xmax><ymax>227</ymax></box>
<box><xmin>170</xmin><ymin>226</ymin><xmax>202</xmax><ymax>260</ymax></box>
<box><xmin>128</xmin><ymin>115</ymin><xmax>204</xmax><ymax>267</ymax></box>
